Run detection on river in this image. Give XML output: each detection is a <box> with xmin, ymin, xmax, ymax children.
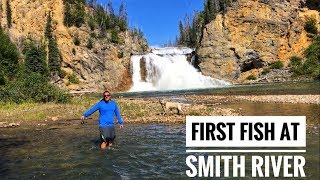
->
<box><xmin>1</xmin><ymin>82</ymin><xmax>319</xmax><ymax>178</ymax></box>
<box><xmin>1</xmin><ymin>100</ymin><xmax>319</xmax><ymax>179</ymax></box>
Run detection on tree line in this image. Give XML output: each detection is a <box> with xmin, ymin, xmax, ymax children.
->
<box><xmin>0</xmin><ymin>12</ymin><xmax>69</xmax><ymax>103</ymax></box>
<box><xmin>63</xmin><ymin>0</ymin><xmax>131</xmax><ymax>43</ymax></box>
<box><xmin>1</xmin><ymin>0</ymin><xmax>147</xmax><ymax>103</ymax></box>
<box><xmin>176</xmin><ymin>0</ymin><xmax>233</xmax><ymax>48</ymax></box>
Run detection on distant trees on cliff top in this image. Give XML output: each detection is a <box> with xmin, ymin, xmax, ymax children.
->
<box><xmin>176</xmin><ymin>0</ymin><xmax>319</xmax><ymax>48</ymax></box>
<box><xmin>176</xmin><ymin>0</ymin><xmax>233</xmax><ymax>48</ymax></box>
<box><xmin>63</xmin><ymin>0</ymin><xmax>142</xmax><ymax>44</ymax></box>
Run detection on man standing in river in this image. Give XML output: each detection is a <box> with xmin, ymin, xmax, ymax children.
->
<box><xmin>81</xmin><ymin>91</ymin><xmax>124</xmax><ymax>150</ymax></box>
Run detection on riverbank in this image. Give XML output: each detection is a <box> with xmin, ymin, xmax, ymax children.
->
<box><xmin>185</xmin><ymin>94</ymin><xmax>320</xmax><ymax>104</ymax></box>
<box><xmin>0</xmin><ymin>94</ymin><xmax>319</xmax><ymax>130</ymax></box>
<box><xmin>0</xmin><ymin>95</ymin><xmax>240</xmax><ymax>125</ymax></box>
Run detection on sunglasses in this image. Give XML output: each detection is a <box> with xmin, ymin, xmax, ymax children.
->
<box><xmin>104</xmin><ymin>94</ymin><xmax>111</xmax><ymax>97</ymax></box>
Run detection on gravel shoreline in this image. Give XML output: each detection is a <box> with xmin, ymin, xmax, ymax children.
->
<box><xmin>233</xmin><ymin>95</ymin><xmax>320</xmax><ymax>104</ymax></box>
<box><xmin>0</xmin><ymin>94</ymin><xmax>319</xmax><ymax>134</ymax></box>
<box><xmin>184</xmin><ymin>94</ymin><xmax>320</xmax><ymax>104</ymax></box>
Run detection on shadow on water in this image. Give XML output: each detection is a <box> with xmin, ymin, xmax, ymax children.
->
<box><xmin>0</xmin><ymin>137</ymin><xmax>30</xmax><ymax>176</ymax></box>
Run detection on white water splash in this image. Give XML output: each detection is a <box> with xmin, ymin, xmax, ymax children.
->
<box><xmin>129</xmin><ymin>47</ymin><xmax>230</xmax><ymax>92</ymax></box>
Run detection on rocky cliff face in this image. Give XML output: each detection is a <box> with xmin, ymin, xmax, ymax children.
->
<box><xmin>197</xmin><ymin>0</ymin><xmax>319</xmax><ymax>83</ymax></box>
<box><xmin>0</xmin><ymin>0</ymin><xmax>148</xmax><ymax>92</ymax></box>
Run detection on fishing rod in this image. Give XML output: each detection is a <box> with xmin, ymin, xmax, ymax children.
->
<box><xmin>62</xmin><ymin>117</ymin><xmax>93</xmax><ymax>121</ymax></box>
<box><xmin>53</xmin><ymin>117</ymin><xmax>93</xmax><ymax>125</ymax></box>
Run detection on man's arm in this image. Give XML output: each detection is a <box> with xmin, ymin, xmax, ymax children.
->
<box><xmin>82</xmin><ymin>102</ymin><xmax>100</xmax><ymax>118</ymax></box>
<box><xmin>114</xmin><ymin>102</ymin><xmax>124</xmax><ymax>127</ymax></box>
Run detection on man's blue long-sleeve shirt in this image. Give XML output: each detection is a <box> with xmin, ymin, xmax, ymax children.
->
<box><xmin>83</xmin><ymin>100</ymin><xmax>123</xmax><ymax>127</ymax></box>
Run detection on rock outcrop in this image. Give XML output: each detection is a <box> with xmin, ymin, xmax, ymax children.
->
<box><xmin>197</xmin><ymin>0</ymin><xmax>320</xmax><ymax>83</ymax></box>
<box><xmin>0</xmin><ymin>0</ymin><xmax>148</xmax><ymax>92</ymax></box>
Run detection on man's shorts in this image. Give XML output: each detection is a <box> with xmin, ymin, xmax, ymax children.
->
<box><xmin>99</xmin><ymin>126</ymin><xmax>116</xmax><ymax>143</ymax></box>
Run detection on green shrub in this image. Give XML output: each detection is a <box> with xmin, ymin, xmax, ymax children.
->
<box><xmin>291</xmin><ymin>37</ymin><xmax>320</xmax><ymax>79</ymax></box>
<box><xmin>24</xmin><ymin>42</ymin><xmax>49</xmax><ymax>77</ymax></box>
<box><xmin>141</xmin><ymin>44</ymin><xmax>148</xmax><ymax>52</ymax></box>
<box><xmin>59</xmin><ymin>69</ymin><xmax>67</xmax><ymax>78</ymax></box>
<box><xmin>304</xmin><ymin>36</ymin><xmax>320</xmax><ymax>59</ymax></box>
<box><xmin>90</xmin><ymin>32</ymin><xmax>97</xmax><ymax>38</ymax></box>
<box><xmin>246</xmin><ymin>74</ymin><xmax>257</xmax><ymax>80</ymax></box>
<box><xmin>0</xmin><ymin>71</ymin><xmax>7</xmax><ymax>85</ymax></box>
<box><xmin>63</xmin><ymin>0</ymin><xmax>86</xmax><ymax>27</ymax></box>
<box><xmin>72</xmin><ymin>48</ymin><xmax>76</xmax><ymax>55</ymax></box>
<box><xmin>86</xmin><ymin>38</ymin><xmax>93</xmax><ymax>49</ymax></box>
<box><xmin>289</xmin><ymin>56</ymin><xmax>302</xmax><ymax>67</ymax></box>
<box><xmin>0</xmin><ymin>72</ymin><xmax>71</xmax><ymax>103</ymax></box>
<box><xmin>73</xmin><ymin>36</ymin><xmax>80</xmax><ymax>46</ymax></box>
<box><xmin>0</xmin><ymin>26</ymin><xmax>19</xmax><ymax>80</ymax></box>
<box><xmin>6</xmin><ymin>0</ymin><xmax>12</xmax><ymax>28</ymax></box>
<box><xmin>68</xmin><ymin>74</ymin><xmax>80</xmax><ymax>84</ymax></box>
<box><xmin>261</xmin><ymin>68</ymin><xmax>270</xmax><ymax>75</ymax></box>
<box><xmin>111</xmin><ymin>29</ymin><xmax>119</xmax><ymax>44</ymax></box>
<box><xmin>117</xmin><ymin>51</ymin><xmax>124</xmax><ymax>58</ymax></box>
<box><xmin>307</xmin><ymin>33</ymin><xmax>315</xmax><ymax>39</ymax></box>
<box><xmin>87</xmin><ymin>15</ymin><xmax>96</xmax><ymax>31</ymax></box>
<box><xmin>269</xmin><ymin>61</ymin><xmax>284</xmax><ymax>69</ymax></box>
<box><xmin>304</xmin><ymin>17</ymin><xmax>318</xmax><ymax>34</ymax></box>
<box><xmin>306</xmin><ymin>0</ymin><xmax>320</xmax><ymax>11</ymax></box>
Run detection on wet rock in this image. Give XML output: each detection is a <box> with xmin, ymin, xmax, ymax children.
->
<box><xmin>51</xmin><ymin>117</ymin><xmax>59</xmax><ymax>121</ymax></box>
<box><xmin>0</xmin><ymin>122</ymin><xmax>20</xmax><ymax>128</ymax></box>
<box><xmin>0</xmin><ymin>122</ymin><xmax>8</xmax><ymax>128</ymax></box>
<box><xmin>37</xmin><ymin>124</ymin><xmax>47</xmax><ymax>126</ymax></box>
<box><xmin>8</xmin><ymin>123</ymin><xmax>20</xmax><ymax>127</ymax></box>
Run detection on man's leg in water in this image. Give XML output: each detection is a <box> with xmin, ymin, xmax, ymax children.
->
<box><xmin>99</xmin><ymin>127</ymin><xmax>115</xmax><ymax>149</ymax></box>
<box><xmin>100</xmin><ymin>133</ymin><xmax>108</xmax><ymax>150</ymax></box>
<box><xmin>101</xmin><ymin>142</ymin><xmax>107</xmax><ymax>149</ymax></box>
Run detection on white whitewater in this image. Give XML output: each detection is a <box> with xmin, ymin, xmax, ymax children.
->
<box><xmin>129</xmin><ymin>47</ymin><xmax>230</xmax><ymax>92</ymax></box>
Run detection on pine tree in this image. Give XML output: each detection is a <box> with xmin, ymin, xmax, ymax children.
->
<box><xmin>44</xmin><ymin>12</ymin><xmax>61</xmax><ymax>77</ymax></box>
<box><xmin>64</xmin><ymin>3</ymin><xmax>72</xmax><ymax>27</ymax></box>
<box><xmin>48</xmin><ymin>37</ymin><xmax>61</xmax><ymax>76</ymax></box>
<box><xmin>86</xmin><ymin>38</ymin><xmax>93</xmax><ymax>49</ymax></box>
<box><xmin>25</xmin><ymin>42</ymin><xmax>49</xmax><ymax>77</ymax></box>
<box><xmin>95</xmin><ymin>5</ymin><xmax>108</xmax><ymax>36</ymax></box>
<box><xmin>74</xmin><ymin>1</ymin><xmax>85</xmax><ymax>27</ymax></box>
<box><xmin>45</xmin><ymin>12</ymin><xmax>52</xmax><ymax>39</ymax></box>
<box><xmin>118</xmin><ymin>2</ymin><xmax>127</xmax><ymax>31</ymax></box>
<box><xmin>107</xmin><ymin>1</ymin><xmax>115</xmax><ymax>28</ymax></box>
<box><xmin>178</xmin><ymin>20</ymin><xmax>185</xmax><ymax>45</ymax></box>
<box><xmin>111</xmin><ymin>29</ymin><xmax>119</xmax><ymax>44</ymax></box>
<box><xmin>63</xmin><ymin>0</ymin><xmax>85</xmax><ymax>27</ymax></box>
<box><xmin>0</xmin><ymin>26</ymin><xmax>19</xmax><ymax>80</ymax></box>
<box><xmin>6</xmin><ymin>0</ymin><xmax>12</xmax><ymax>28</ymax></box>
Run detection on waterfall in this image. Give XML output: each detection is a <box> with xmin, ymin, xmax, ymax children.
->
<box><xmin>129</xmin><ymin>47</ymin><xmax>230</xmax><ymax>92</ymax></box>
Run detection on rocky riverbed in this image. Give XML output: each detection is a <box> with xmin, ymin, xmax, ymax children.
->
<box><xmin>0</xmin><ymin>94</ymin><xmax>319</xmax><ymax>134</ymax></box>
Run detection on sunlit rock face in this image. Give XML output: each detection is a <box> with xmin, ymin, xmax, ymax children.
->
<box><xmin>0</xmin><ymin>0</ymin><xmax>148</xmax><ymax>92</ymax></box>
<box><xmin>197</xmin><ymin>0</ymin><xmax>320</xmax><ymax>83</ymax></box>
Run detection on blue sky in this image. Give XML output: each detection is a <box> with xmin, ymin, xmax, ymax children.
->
<box><xmin>98</xmin><ymin>0</ymin><xmax>204</xmax><ymax>46</ymax></box>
